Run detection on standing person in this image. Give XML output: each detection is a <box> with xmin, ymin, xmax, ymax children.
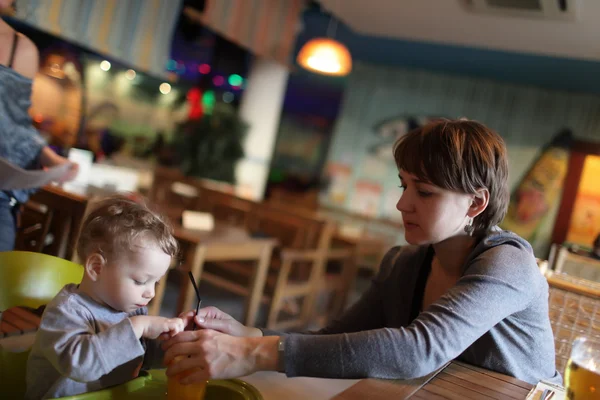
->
<box><xmin>163</xmin><ymin>119</ymin><xmax>561</xmax><ymax>385</ymax></box>
<box><xmin>0</xmin><ymin>0</ymin><xmax>78</xmax><ymax>251</ymax></box>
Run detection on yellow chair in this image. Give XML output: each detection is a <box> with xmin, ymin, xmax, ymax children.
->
<box><xmin>0</xmin><ymin>251</ymin><xmax>83</xmax><ymax>310</ymax></box>
<box><xmin>0</xmin><ymin>251</ymin><xmax>83</xmax><ymax>399</ymax></box>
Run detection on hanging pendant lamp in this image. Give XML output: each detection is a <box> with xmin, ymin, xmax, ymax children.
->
<box><xmin>297</xmin><ymin>13</ymin><xmax>352</xmax><ymax>76</ymax></box>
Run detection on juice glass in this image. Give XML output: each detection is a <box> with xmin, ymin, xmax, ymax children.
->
<box><xmin>167</xmin><ymin>356</ymin><xmax>208</xmax><ymax>400</ymax></box>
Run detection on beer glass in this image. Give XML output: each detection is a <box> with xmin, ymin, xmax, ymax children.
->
<box><xmin>565</xmin><ymin>337</ymin><xmax>600</xmax><ymax>400</ymax></box>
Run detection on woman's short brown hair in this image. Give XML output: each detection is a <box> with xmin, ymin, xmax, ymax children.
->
<box><xmin>76</xmin><ymin>195</ymin><xmax>178</xmax><ymax>261</ymax></box>
<box><xmin>393</xmin><ymin>119</ymin><xmax>509</xmax><ymax>235</ymax></box>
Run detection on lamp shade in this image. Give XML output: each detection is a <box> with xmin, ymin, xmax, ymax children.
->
<box><xmin>297</xmin><ymin>38</ymin><xmax>352</xmax><ymax>76</ymax></box>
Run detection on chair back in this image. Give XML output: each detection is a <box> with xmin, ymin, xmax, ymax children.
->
<box><xmin>547</xmin><ymin>272</ymin><xmax>600</xmax><ymax>372</ymax></box>
<box><xmin>0</xmin><ymin>251</ymin><xmax>82</xmax><ymax>398</ymax></box>
<box><xmin>553</xmin><ymin>245</ymin><xmax>600</xmax><ymax>282</ymax></box>
<box><xmin>0</xmin><ymin>251</ymin><xmax>83</xmax><ymax>311</ymax></box>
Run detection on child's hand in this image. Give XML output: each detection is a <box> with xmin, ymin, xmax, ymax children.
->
<box><xmin>130</xmin><ymin>316</ymin><xmax>185</xmax><ymax>340</ymax></box>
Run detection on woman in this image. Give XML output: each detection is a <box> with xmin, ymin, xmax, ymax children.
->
<box><xmin>0</xmin><ymin>0</ymin><xmax>77</xmax><ymax>251</ymax></box>
<box><xmin>163</xmin><ymin>119</ymin><xmax>561</xmax><ymax>385</ymax></box>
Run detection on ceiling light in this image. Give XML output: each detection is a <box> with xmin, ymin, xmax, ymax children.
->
<box><xmin>297</xmin><ymin>15</ymin><xmax>352</xmax><ymax>76</ymax></box>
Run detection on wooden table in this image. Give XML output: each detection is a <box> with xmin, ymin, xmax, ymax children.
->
<box><xmin>151</xmin><ymin>224</ymin><xmax>277</xmax><ymax>327</ymax></box>
<box><xmin>332</xmin><ymin>361</ymin><xmax>534</xmax><ymax>399</ymax></box>
<box><xmin>0</xmin><ymin>307</ymin><xmax>41</xmax><ymax>338</ymax></box>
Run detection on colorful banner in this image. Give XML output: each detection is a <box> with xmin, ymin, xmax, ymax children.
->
<box><xmin>501</xmin><ymin>132</ymin><xmax>572</xmax><ymax>241</ymax></box>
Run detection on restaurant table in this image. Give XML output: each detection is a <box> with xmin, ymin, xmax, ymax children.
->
<box><xmin>241</xmin><ymin>361</ymin><xmax>534</xmax><ymax>400</ymax></box>
<box><xmin>332</xmin><ymin>361</ymin><xmax>534</xmax><ymax>399</ymax></box>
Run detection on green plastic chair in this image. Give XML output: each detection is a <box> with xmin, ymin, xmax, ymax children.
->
<box><xmin>0</xmin><ymin>251</ymin><xmax>83</xmax><ymax>399</ymax></box>
<box><xmin>0</xmin><ymin>251</ymin><xmax>83</xmax><ymax>310</ymax></box>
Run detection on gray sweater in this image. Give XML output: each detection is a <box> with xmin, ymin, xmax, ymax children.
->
<box><xmin>25</xmin><ymin>284</ymin><xmax>164</xmax><ymax>399</ymax></box>
<box><xmin>272</xmin><ymin>229</ymin><xmax>561</xmax><ymax>385</ymax></box>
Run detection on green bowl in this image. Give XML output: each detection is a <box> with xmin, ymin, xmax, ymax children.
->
<box><xmin>57</xmin><ymin>370</ymin><xmax>263</xmax><ymax>400</ymax></box>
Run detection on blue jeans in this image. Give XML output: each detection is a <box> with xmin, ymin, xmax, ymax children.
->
<box><xmin>0</xmin><ymin>198</ymin><xmax>17</xmax><ymax>251</ymax></box>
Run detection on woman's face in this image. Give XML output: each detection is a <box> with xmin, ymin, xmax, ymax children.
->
<box><xmin>396</xmin><ymin>170</ymin><xmax>474</xmax><ymax>245</ymax></box>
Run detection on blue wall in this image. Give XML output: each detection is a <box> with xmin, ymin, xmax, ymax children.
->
<box><xmin>322</xmin><ymin>62</ymin><xmax>600</xmax><ymax>255</ymax></box>
<box><xmin>294</xmin><ymin>10</ymin><xmax>600</xmax><ymax>95</ymax></box>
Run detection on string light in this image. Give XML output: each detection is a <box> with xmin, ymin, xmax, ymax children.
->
<box><xmin>198</xmin><ymin>64</ymin><xmax>211</xmax><ymax>74</ymax></box>
<box><xmin>166</xmin><ymin>59</ymin><xmax>177</xmax><ymax>71</ymax></box>
<box><xmin>125</xmin><ymin>69</ymin><xmax>136</xmax><ymax>80</ymax></box>
<box><xmin>223</xmin><ymin>92</ymin><xmax>234</xmax><ymax>103</ymax></box>
<box><xmin>159</xmin><ymin>82</ymin><xmax>171</xmax><ymax>95</ymax></box>
<box><xmin>100</xmin><ymin>60</ymin><xmax>111</xmax><ymax>71</ymax></box>
<box><xmin>202</xmin><ymin>90</ymin><xmax>216</xmax><ymax>113</ymax></box>
<box><xmin>228</xmin><ymin>74</ymin><xmax>243</xmax><ymax>87</ymax></box>
<box><xmin>213</xmin><ymin>76</ymin><xmax>224</xmax><ymax>86</ymax></box>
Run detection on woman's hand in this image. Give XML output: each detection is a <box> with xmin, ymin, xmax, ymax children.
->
<box><xmin>163</xmin><ymin>329</ymin><xmax>279</xmax><ymax>382</ymax></box>
<box><xmin>39</xmin><ymin>146</ymin><xmax>78</xmax><ymax>182</ymax></box>
<box><xmin>58</xmin><ymin>161</ymin><xmax>78</xmax><ymax>182</ymax></box>
<box><xmin>178</xmin><ymin>306</ymin><xmax>262</xmax><ymax>338</ymax></box>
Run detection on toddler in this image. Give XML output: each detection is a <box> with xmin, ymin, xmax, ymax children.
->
<box><xmin>26</xmin><ymin>195</ymin><xmax>185</xmax><ymax>399</ymax></box>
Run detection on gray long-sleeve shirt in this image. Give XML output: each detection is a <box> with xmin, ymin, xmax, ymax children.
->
<box><xmin>25</xmin><ymin>284</ymin><xmax>164</xmax><ymax>399</ymax></box>
<box><xmin>269</xmin><ymin>228</ymin><xmax>561</xmax><ymax>385</ymax></box>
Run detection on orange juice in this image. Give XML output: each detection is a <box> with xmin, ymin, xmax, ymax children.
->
<box><xmin>167</xmin><ymin>356</ymin><xmax>207</xmax><ymax>400</ymax></box>
<box><xmin>565</xmin><ymin>358</ymin><xmax>600</xmax><ymax>400</ymax></box>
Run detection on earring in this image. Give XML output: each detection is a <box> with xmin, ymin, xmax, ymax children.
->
<box><xmin>464</xmin><ymin>217</ymin><xmax>474</xmax><ymax>236</ymax></box>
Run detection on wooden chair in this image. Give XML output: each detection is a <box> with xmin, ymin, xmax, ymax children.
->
<box><xmin>147</xmin><ymin>166</ymin><xmax>185</xmax><ymax>205</ymax></box>
<box><xmin>552</xmin><ymin>245</ymin><xmax>600</xmax><ymax>282</ymax></box>
<box><xmin>311</xmin><ymin>243</ymin><xmax>358</xmax><ymax>327</ymax></box>
<box><xmin>15</xmin><ymin>201</ymin><xmax>53</xmax><ymax>253</ymax></box>
<box><xmin>200</xmin><ymin>204</ymin><xmax>324</xmax><ymax>330</ymax></box>
<box><xmin>267</xmin><ymin>187</ymin><xmax>320</xmax><ymax>211</ymax></box>
<box><xmin>193</xmin><ymin>198</ymin><xmax>355</xmax><ymax>330</ymax></box>
<box><xmin>25</xmin><ymin>185</ymin><xmax>88</xmax><ymax>260</ymax></box>
<box><xmin>546</xmin><ymin>271</ymin><xmax>600</xmax><ymax>373</ymax></box>
<box><xmin>247</xmin><ymin>205</ymin><xmax>356</xmax><ymax>330</ymax></box>
<box><xmin>148</xmin><ymin>167</ymin><xmax>203</xmax><ymax>223</ymax></box>
<box><xmin>148</xmin><ymin>175</ymin><xmax>358</xmax><ymax>330</ymax></box>
<box><xmin>197</xmin><ymin>188</ymin><xmax>254</xmax><ymax>228</ymax></box>
<box><xmin>149</xmin><ymin>234</ymin><xmax>277</xmax><ymax>328</ymax></box>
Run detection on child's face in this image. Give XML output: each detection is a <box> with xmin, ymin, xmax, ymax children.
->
<box><xmin>95</xmin><ymin>243</ymin><xmax>172</xmax><ymax>313</ymax></box>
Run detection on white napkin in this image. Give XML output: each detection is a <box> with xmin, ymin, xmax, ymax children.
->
<box><xmin>182</xmin><ymin>211</ymin><xmax>214</xmax><ymax>231</ymax></box>
<box><xmin>526</xmin><ymin>380</ymin><xmax>565</xmax><ymax>400</ymax></box>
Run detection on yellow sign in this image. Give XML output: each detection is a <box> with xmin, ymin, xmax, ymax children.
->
<box><xmin>566</xmin><ymin>155</ymin><xmax>600</xmax><ymax>247</ymax></box>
